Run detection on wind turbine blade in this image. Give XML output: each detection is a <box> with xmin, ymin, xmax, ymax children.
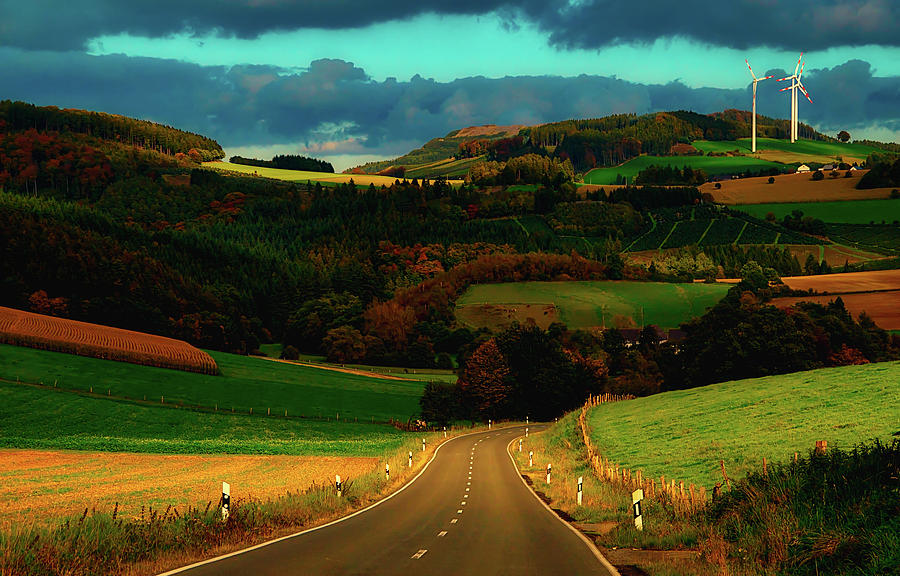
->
<box><xmin>760</xmin><ymin>75</ymin><xmax>774</xmax><ymax>81</ymax></box>
<box><xmin>779</xmin><ymin>86</ymin><xmax>793</xmax><ymax>92</ymax></box>
<box><xmin>746</xmin><ymin>59</ymin><xmax>758</xmax><ymax>80</ymax></box>
<box><xmin>798</xmin><ymin>61</ymin><xmax>805</xmax><ymax>80</ymax></box>
<box><xmin>776</xmin><ymin>76</ymin><xmax>793</xmax><ymax>82</ymax></box>
<box><xmin>799</xmin><ymin>84</ymin><xmax>813</xmax><ymax>103</ymax></box>
<box><xmin>794</xmin><ymin>52</ymin><xmax>803</xmax><ymax>75</ymax></box>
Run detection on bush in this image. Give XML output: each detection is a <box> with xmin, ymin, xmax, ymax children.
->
<box><xmin>768</xmin><ymin>176</ymin><xmax>775</xmax><ymax>184</ymax></box>
<box><xmin>435</xmin><ymin>352</ymin><xmax>454</xmax><ymax>369</ymax></box>
<box><xmin>281</xmin><ymin>345</ymin><xmax>299</xmax><ymax>360</ymax></box>
<box><xmin>891</xmin><ymin>189</ymin><xmax>899</xmax><ymax>199</ymax></box>
<box><xmin>811</xmin><ymin>171</ymin><xmax>825</xmax><ymax>181</ymax></box>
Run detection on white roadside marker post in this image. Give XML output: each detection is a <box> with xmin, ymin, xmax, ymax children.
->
<box><xmin>336</xmin><ymin>475</ymin><xmax>342</xmax><ymax>498</ymax></box>
<box><xmin>443</xmin><ymin>426</ymin><xmax>447</xmax><ymax>438</ymax></box>
<box><xmin>529</xmin><ymin>451</ymin><xmax>534</xmax><ymax>467</ymax></box>
<box><xmin>385</xmin><ymin>463</ymin><xmax>390</xmax><ymax>480</ymax></box>
<box><xmin>488</xmin><ymin>419</ymin><xmax>492</xmax><ymax>429</ymax></box>
<box><xmin>546</xmin><ymin>463</ymin><xmax>552</xmax><ymax>485</ymax></box>
<box><xmin>525</xmin><ymin>427</ymin><xmax>529</xmax><ymax>438</ymax></box>
<box><xmin>221</xmin><ymin>482</ymin><xmax>230</xmax><ymax>522</ymax></box>
<box><xmin>408</xmin><ymin>451</ymin><xmax>413</xmax><ymax>467</ymax></box>
<box><xmin>518</xmin><ymin>438</ymin><xmax>523</xmax><ymax>452</ymax></box>
<box><xmin>632</xmin><ymin>488</ymin><xmax>644</xmax><ymax>531</ymax></box>
<box><xmin>577</xmin><ymin>476</ymin><xmax>583</xmax><ymax>506</ymax></box>
<box><xmin>422</xmin><ymin>438</ymin><xmax>426</xmax><ymax>452</ymax></box>
<box><xmin>526</xmin><ymin>416</ymin><xmax>529</xmax><ymax>424</ymax></box>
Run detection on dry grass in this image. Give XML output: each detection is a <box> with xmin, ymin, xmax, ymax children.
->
<box><xmin>780</xmin><ymin>269</ymin><xmax>900</xmax><ymax>292</ymax></box>
<box><xmin>773</xmin><ymin>290</ymin><xmax>900</xmax><ymax>330</ymax></box>
<box><xmin>0</xmin><ymin>306</ymin><xmax>217</xmax><ymax>374</ymax></box>
<box><xmin>0</xmin><ymin>450</ymin><xmax>377</xmax><ymax>530</ymax></box>
<box><xmin>704</xmin><ymin>171</ymin><xmax>893</xmax><ymax>205</ymax></box>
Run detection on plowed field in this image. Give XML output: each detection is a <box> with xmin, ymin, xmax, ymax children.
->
<box><xmin>0</xmin><ymin>449</ymin><xmax>377</xmax><ymax>529</ymax></box>
<box><xmin>705</xmin><ymin>171</ymin><xmax>893</xmax><ymax>204</ymax></box>
<box><xmin>0</xmin><ymin>307</ymin><xmax>217</xmax><ymax>374</ymax></box>
<box><xmin>780</xmin><ymin>269</ymin><xmax>900</xmax><ymax>293</ymax></box>
<box><xmin>772</xmin><ymin>291</ymin><xmax>900</xmax><ymax>330</ymax></box>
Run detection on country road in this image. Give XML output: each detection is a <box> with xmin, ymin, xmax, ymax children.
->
<box><xmin>165</xmin><ymin>426</ymin><xmax>617</xmax><ymax>576</ymax></box>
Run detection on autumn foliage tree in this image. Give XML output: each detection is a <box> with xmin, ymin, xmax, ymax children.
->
<box><xmin>458</xmin><ymin>339</ymin><xmax>511</xmax><ymax>419</ymax></box>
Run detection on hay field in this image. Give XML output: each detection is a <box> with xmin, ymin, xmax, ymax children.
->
<box><xmin>0</xmin><ymin>450</ymin><xmax>377</xmax><ymax>530</ymax></box>
<box><xmin>705</xmin><ymin>171</ymin><xmax>892</xmax><ymax>204</ymax></box>
<box><xmin>586</xmin><ymin>361</ymin><xmax>900</xmax><ymax>489</ymax></box>
<box><xmin>780</xmin><ymin>269</ymin><xmax>900</xmax><ymax>293</ymax></box>
<box><xmin>205</xmin><ymin>161</ymin><xmax>463</xmax><ymax>186</ymax></box>
<box><xmin>0</xmin><ymin>306</ymin><xmax>217</xmax><ymax>374</ymax></box>
<box><xmin>773</xmin><ymin>291</ymin><xmax>900</xmax><ymax>330</ymax></box>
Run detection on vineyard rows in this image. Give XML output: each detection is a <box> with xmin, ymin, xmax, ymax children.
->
<box><xmin>0</xmin><ymin>307</ymin><xmax>218</xmax><ymax>374</ymax></box>
<box><xmin>628</xmin><ymin>215</ymin><xmax>819</xmax><ymax>252</ymax></box>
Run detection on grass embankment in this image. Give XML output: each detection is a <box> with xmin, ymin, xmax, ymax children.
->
<box><xmin>584</xmin><ymin>155</ymin><xmax>783</xmax><ymax>185</ymax></box>
<box><xmin>0</xmin><ymin>344</ymin><xmax>424</xmax><ymax>424</ymax></box>
<box><xmin>737</xmin><ymin>199</ymin><xmax>900</xmax><ymax>225</ymax></box>
<box><xmin>1</xmin><ymin>426</ymin><xmax>475</xmax><ymax>576</ymax></box>
<box><xmin>455</xmin><ymin>281</ymin><xmax>730</xmax><ymax>331</ymax></box>
<box><xmin>586</xmin><ymin>362</ymin><xmax>900</xmax><ymax>489</ymax></box>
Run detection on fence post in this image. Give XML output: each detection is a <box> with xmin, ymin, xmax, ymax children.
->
<box><xmin>719</xmin><ymin>460</ymin><xmax>731</xmax><ymax>489</ymax></box>
<box><xmin>815</xmin><ymin>440</ymin><xmax>828</xmax><ymax>454</ymax></box>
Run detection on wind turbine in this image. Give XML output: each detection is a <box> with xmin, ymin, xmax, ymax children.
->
<box><xmin>746</xmin><ymin>59</ymin><xmax>773</xmax><ymax>153</ymax></box>
<box><xmin>777</xmin><ymin>53</ymin><xmax>812</xmax><ymax>143</ymax></box>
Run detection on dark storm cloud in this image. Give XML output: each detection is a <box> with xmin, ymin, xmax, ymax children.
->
<box><xmin>1</xmin><ymin>0</ymin><xmax>898</xmax><ymax>52</ymax></box>
<box><xmin>2</xmin><ymin>49</ymin><xmax>897</xmax><ymax>156</ymax></box>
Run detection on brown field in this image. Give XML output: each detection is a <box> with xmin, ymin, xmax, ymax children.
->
<box><xmin>0</xmin><ymin>450</ymin><xmax>377</xmax><ymax>530</ymax></box>
<box><xmin>454</xmin><ymin>124</ymin><xmax>525</xmax><ymax>138</ymax></box>
<box><xmin>780</xmin><ymin>269</ymin><xmax>900</xmax><ymax>293</ymax></box>
<box><xmin>773</xmin><ymin>291</ymin><xmax>900</xmax><ymax>330</ymax></box>
<box><xmin>0</xmin><ymin>306</ymin><xmax>217</xmax><ymax>374</ymax></box>
<box><xmin>704</xmin><ymin>171</ymin><xmax>894</xmax><ymax>204</ymax></box>
<box><xmin>456</xmin><ymin>303</ymin><xmax>559</xmax><ymax>331</ymax></box>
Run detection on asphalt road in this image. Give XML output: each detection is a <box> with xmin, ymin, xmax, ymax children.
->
<box><xmin>168</xmin><ymin>426</ymin><xmax>616</xmax><ymax>575</ymax></box>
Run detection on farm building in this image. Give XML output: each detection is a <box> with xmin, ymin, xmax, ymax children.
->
<box><xmin>796</xmin><ymin>164</ymin><xmax>810</xmax><ymax>173</ymax></box>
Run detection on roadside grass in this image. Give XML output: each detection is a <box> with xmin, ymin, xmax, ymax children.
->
<box><xmin>0</xmin><ymin>428</ymin><xmax>472</xmax><ymax>576</ymax></box>
<box><xmin>736</xmin><ymin>199</ymin><xmax>900</xmax><ymax>225</ymax></box>
<box><xmin>584</xmin><ymin>155</ymin><xmax>783</xmax><ymax>185</ymax></box>
<box><xmin>586</xmin><ymin>362</ymin><xmax>900</xmax><ymax>490</ymax></box>
<box><xmin>455</xmin><ymin>280</ymin><xmax>730</xmax><ymax>331</ymax></box>
<box><xmin>0</xmin><ymin>343</ymin><xmax>424</xmax><ymax>423</ymax></box>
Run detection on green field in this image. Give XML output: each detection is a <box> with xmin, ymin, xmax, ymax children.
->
<box><xmin>0</xmin><ymin>344</ymin><xmax>424</xmax><ymax>423</ymax></box>
<box><xmin>0</xmin><ymin>380</ymin><xmax>406</xmax><ymax>455</ymax></box>
<box><xmin>737</xmin><ymin>199</ymin><xmax>900</xmax><ymax>224</ymax></box>
<box><xmin>455</xmin><ymin>281</ymin><xmax>730</xmax><ymax>330</ymax></box>
<box><xmin>693</xmin><ymin>137</ymin><xmax>884</xmax><ymax>162</ymax></box>
<box><xmin>586</xmin><ymin>361</ymin><xmax>900</xmax><ymax>489</ymax></box>
<box><xmin>583</xmin><ymin>154</ymin><xmax>783</xmax><ymax>185</ymax></box>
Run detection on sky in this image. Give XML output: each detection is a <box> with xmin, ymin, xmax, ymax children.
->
<box><xmin>2</xmin><ymin>1</ymin><xmax>899</xmax><ymax>171</ymax></box>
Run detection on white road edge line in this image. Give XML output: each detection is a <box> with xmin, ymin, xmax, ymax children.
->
<box><xmin>157</xmin><ymin>427</ymin><xmax>509</xmax><ymax>575</ymax></box>
<box><xmin>506</xmin><ymin>436</ymin><xmax>622</xmax><ymax>576</ymax></box>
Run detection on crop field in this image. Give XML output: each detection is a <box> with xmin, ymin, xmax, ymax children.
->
<box><xmin>780</xmin><ymin>268</ymin><xmax>900</xmax><ymax>293</ymax></box>
<box><xmin>773</xmin><ymin>291</ymin><xmax>900</xmax><ymax>330</ymax></box>
<box><xmin>693</xmin><ymin>138</ymin><xmax>883</xmax><ymax>165</ymax></box>
<box><xmin>626</xmin><ymin>215</ymin><xmax>817</xmax><ymax>252</ymax></box>
<box><xmin>586</xmin><ymin>361</ymin><xmax>900</xmax><ymax>489</ymax></box>
<box><xmin>737</xmin><ymin>199</ymin><xmax>900</xmax><ymax>224</ymax></box>
<box><xmin>405</xmin><ymin>156</ymin><xmax>483</xmax><ymax>179</ymax></box>
<box><xmin>704</xmin><ymin>171</ymin><xmax>892</xmax><ymax>204</ymax></box>
<box><xmin>583</xmin><ymin>154</ymin><xmax>783</xmax><ymax>185</ymax></box>
<box><xmin>783</xmin><ymin>243</ymin><xmax>886</xmax><ymax>266</ymax></box>
<box><xmin>0</xmin><ymin>343</ymin><xmax>425</xmax><ymax>423</ymax></box>
<box><xmin>455</xmin><ymin>281</ymin><xmax>730</xmax><ymax>330</ymax></box>
<box><xmin>205</xmin><ymin>161</ymin><xmax>463</xmax><ymax>186</ymax></box>
<box><xmin>0</xmin><ymin>306</ymin><xmax>217</xmax><ymax>374</ymax></box>
<box><xmin>827</xmin><ymin>223</ymin><xmax>900</xmax><ymax>255</ymax></box>
<box><xmin>0</xmin><ymin>449</ymin><xmax>378</xmax><ymax>530</ymax></box>
<box><xmin>0</xmin><ymin>378</ymin><xmax>408</xmax><ymax>455</ymax></box>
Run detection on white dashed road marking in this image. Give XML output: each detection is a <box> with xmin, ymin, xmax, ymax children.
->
<box><xmin>412</xmin><ymin>550</ymin><xmax>427</xmax><ymax>560</ymax></box>
<box><xmin>450</xmin><ymin>518</ymin><xmax>458</xmax><ymax>524</ymax></box>
<box><xmin>438</xmin><ymin>531</ymin><xmax>448</xmax><ymax>537</ymax></box>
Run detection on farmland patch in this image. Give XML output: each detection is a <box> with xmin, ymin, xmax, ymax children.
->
<box><xmin>705</xmin><ymin>171</ymin><xmax>893</xmax><ymax>205</ymax></box>
<box><xmin>584</xmin><ymin>155</ymin><xmax>782</xmax><ymax>185</ymax></box>
<box><xmin>780</xmin><ymin>269</ymin><xmax>900</xmax><ymax>293</ymax></box>
<box><xmin>737</xmin><ymin>199</ymin><xmax>900</xmax><ymax>224</ymax></box>
<box><xmin>772</xmin><ymin>291</ymin><xmax>900</xmax><ymax>330</ymax></box>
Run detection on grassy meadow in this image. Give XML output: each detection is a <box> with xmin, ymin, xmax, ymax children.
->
<box><xmin>737</xmin><ymin>198</ymin><xmax>900</xmax><ymax>224</ymax></box>
<box><xmin>0</xmin><ymin>344</ymin><xmax>425</xmax><ymax>423</ymax></box>
<box><xmin>205</xmin><ymin>161</ymin><xmax>462</xmax><ymax>186</ymax></box>
<box><xmin>583</xmin><ymin>154</ymin><xmax>783</xmax><ymax>185</ymax></box>
<box><xmin>585</xmin><ymin>361</ymin><xmax>900</xmax><ymax>489</ymax></box>
<box><xmin>455</xmin><ymin>281</ymin><xmax>730</xmax><ymax>330</ymax></box>
<box><xmin>693</xmin><ymin>137</ymin><xmax>884</xmax><ymax>164</ymax></box>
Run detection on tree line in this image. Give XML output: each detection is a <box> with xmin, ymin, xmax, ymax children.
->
<box><xmin>229</xmin><ymin>154</ymin><xmax>334</xmax><ymax>173</ymax></box>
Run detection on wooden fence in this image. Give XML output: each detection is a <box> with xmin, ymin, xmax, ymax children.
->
<box><xmin>579</xmin><ymin>394</ymin><xmax>707</xmax><ymax>515</ymax></box>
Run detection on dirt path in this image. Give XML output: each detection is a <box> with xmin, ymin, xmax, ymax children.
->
<box><xmin>257</xmin><ymin>356</ymin><xmax>416</xmax><ymax>381</ymax></box>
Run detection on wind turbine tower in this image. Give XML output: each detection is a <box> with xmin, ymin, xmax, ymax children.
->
<box><xmin>777</xmin><ymin>53</ymin><xmax>812</xmax><ymax>143</ymax></box>
<box><xmin>746</xmin><ymin>59</ymin><xmax>773</xmax><ymax>153</ymax></box>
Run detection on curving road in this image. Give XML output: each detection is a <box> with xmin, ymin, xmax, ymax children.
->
<box><xmin>165</xmin><ymin>426</ymin><xmax>616</xmax><ymax>576</ymax></box>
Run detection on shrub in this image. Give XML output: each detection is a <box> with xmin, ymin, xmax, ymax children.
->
<box><xmin>768</xmin><ymin>176</ymin><xmax>775</xmax><ymax>184</ymax></box>
<box><xmin>811</xmin><ymin>171</ymin><xmax>825</xmax><ymax>181</ymax></box>
<box><xmin>281</xmin><ymin>345</ymin><xmax>299</xmax><ymax>360</ymax></box>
